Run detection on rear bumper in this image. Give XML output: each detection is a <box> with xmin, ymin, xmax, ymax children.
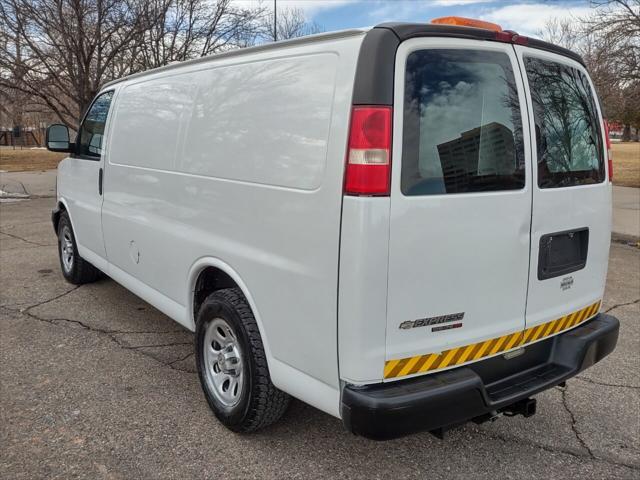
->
<box><xmin>341</xmin><ymin>313</ymin><xmax>619</xmax><ymax>440</ymax></box>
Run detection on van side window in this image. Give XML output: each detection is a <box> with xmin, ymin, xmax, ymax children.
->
<box><xmin>401</xmin><ymin>50</ymin><xmax>525</xmax><ymax>196</ymax></box>
<box><xmin>76</xmin><ymin>91</ymin><xmax>114</xmax><ymax>160</ymax></box>
<box><xmin>524</xmin><ymin>57</ymin><xmax>605</xmax><ymax>188</ymax></box>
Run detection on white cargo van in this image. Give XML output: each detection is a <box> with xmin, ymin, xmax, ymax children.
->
<box><xmin>47</xmin><ymin>18</ymin><xmax>619</xmax><ymax>440</ymax></box>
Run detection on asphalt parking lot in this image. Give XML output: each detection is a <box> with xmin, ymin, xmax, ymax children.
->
<box><xmin>1</xmin><ymin>192</ymin><xmax>639</xmax><ymax>479</ymax></box>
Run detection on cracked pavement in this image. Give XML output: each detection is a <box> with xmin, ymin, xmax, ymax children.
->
<box><xmin>1</xmin><ymin>196</ymin><xmax>639</xmax><ymax>480</ymax></box>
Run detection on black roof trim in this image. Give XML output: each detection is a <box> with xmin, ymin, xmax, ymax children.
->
<box><xmin>524</xmin><ymin>37</ymin><xmax>586</xmax><ymax>67</ymax></box>
<box><xmin>377</xmin><ymin>22</ymin><xmax>586</xmax><ymax>66</ymax></box>
<box><xmin>351</xmin><ymin>22</ymin><xmax>586</xmax><ymax>106</ymax></box>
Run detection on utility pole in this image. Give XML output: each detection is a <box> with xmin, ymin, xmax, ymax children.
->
<box><xmin>273</xmin><ymin>0</ymin><xmax>277</xmax><ymax>41</ymax></box>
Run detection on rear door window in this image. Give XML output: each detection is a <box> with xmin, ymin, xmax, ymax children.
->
<box><xmin>401</xmin><ymin>49</ymin><xmax>525</xmax><ymax>195</ymax></box>
<box><xmin>524</xmin><ymin>57</ymin><xmax>605</xmax><ymax>188</ymax></box>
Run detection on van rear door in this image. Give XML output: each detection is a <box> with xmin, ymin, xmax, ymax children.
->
<box><xmin>516</xmin><ymin>47</ymin><xmax>610</xmax><ymax>337</ymax></box>
<box><xmin>383</xmin><ymin>38</ymin><xmax>533</xmax><ymax>380</ymax></box>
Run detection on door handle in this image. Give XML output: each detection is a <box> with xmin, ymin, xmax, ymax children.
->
<box><xmin>98</xmin><ymin>168</ymin><xmax>103</xmax><ymax>195</ymax></box>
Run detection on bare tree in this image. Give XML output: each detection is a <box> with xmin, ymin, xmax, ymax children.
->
<box><xmin>538</xmin><ymin>0</ymin><xmax>640</xmax><ymax>140</ymax></box>
<box><xmin>0</xmin><ymin>0</ymin><xmax>165</xmax><ymax>127</ymax></box>
<box><xmin>0</xmin><ymin>0</ymin><xmax>266</xmax><ymax>128</ymax></box>
<box><xmin>131</xmin><ymin>0</ymin><xmax>266</xmax><ymax>71</ymax></box>
<box><xmin>539</xmin><ymin>17</ymin><xmax>581</xmax><ymax>51</ymax></box>
<box><xmin>262</xmin><ymin>6</ymin><xmax>323</xmax><ymax>42</ymax></box>
<box><xmin>585</xmin><ymin>0</ymin><xmax>640</xmax><ymax>83</ymax></box>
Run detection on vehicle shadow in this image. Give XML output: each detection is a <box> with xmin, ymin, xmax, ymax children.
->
<box><xmin>55</xmin><ymin>277</ymin><xmax>609</xmax><ymax>478</ymax></box>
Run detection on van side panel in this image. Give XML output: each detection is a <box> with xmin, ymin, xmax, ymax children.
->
<box><xmin>338</xmin><ymin>197</ymin><xmax>390</xmax><ymax>384</ymax></box>
<box><xmin>182</xmin><ymin>54</ymin><xmax>337</xmax><ymax>190</ymax></box>
<box><xmin>101</xmin><ymin>36</ymin><xmax>363</xmax><ymax>412</ymax></box>
<box><xmin>106</xmin><ymin>79</ymin><xmax>194</xmax><ymax>172</ymax></box>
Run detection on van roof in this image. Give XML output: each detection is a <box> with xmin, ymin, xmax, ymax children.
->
<box><xmin>102</xmin><ymin>22</ymin><xmax>585</xmax><ymax>90</ymax></box>
<box><xmin>102</xmin><ymin>28</ymin><xmax>369</xmax><ymax>89</ymax></box>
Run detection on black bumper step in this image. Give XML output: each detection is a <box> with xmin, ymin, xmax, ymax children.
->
<box><xmin>341</xmin><ymin>313</ymin><xmax>619</xmax><ymax>440</ymax></box>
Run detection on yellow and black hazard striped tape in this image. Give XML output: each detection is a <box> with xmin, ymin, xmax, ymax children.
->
<box><xmin>384</xmin><ymin>300</ymin><xmax>602</xmax><ymax>379</ymax></box>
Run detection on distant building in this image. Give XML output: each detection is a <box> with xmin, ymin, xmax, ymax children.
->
<box><xmin>437</xmin><ymin>122</ymin><xmax>516</xmax><ymax>192</ymax></box>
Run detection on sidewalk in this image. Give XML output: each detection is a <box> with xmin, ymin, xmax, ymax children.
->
<box><xmin>1</xmin><ymin>170</ymin><xmax>638</xmax><ymax>238</ymax></box>
<box><xmin>0</xmin><ymin>170</ymin><xmax>57</xmax><ymax>200</ymax></box>
<box><xmin>613</xmin><ymin>186</ymin><xmax>640</xmax><ymax>239</ymax></box>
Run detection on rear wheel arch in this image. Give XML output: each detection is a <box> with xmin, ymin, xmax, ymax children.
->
<box><xmin>187</xmin><ymin>259</ymin><xmax>273</xmax><ymax>362</ymax></box>
<box><xmin>192</xmin><ymin>266</ymin><xmax>237</xmax><ymax>323</ymax></box>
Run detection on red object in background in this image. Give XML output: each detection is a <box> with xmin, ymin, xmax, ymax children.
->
<box><xmin>604</xmin><ymin>119</ymin><xmax>613</xmax><ymax>182</ymax></box>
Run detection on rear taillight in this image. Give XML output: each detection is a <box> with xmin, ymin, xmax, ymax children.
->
<box><xmin>604</xmin><ymin>119</ymin><xmax>613</xmax><ymax>182</ymax></box>
<box><xmin>344</xmin><ymin>106</ymin><xmax>392</xmax><ymax>196</ymax></box>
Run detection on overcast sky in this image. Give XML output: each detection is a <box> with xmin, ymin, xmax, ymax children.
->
<box><xmin>243</xmin><ymin>0</ymin><xmax>596</xmax><ymax>38</ymax></box>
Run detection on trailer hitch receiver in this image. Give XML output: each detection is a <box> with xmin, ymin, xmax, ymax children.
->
<box><xmin>503</xmin><ymin>398</ymin><xmax>537</xmax><ymax>418</ymax></box>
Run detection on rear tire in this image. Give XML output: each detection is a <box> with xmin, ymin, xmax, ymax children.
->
<box><xmin>57</xmin><ymin>211</ymin><xmax>100</xmax><ymax>285</ymax></box>
<box><xmin>195</xmin><ymin>288</ymin><xmax>290</xmax><ymax>432</ymax></box>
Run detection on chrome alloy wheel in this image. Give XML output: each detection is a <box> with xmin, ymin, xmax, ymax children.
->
<box><xmin>203</xmin><ymin>318</ymin><xmax>244</xmax><ymax>408</ymax></box>
<box><xmin>60</xmin><ymin>225</ymin><xmax>74</xmax><ymax>273</ymax></box>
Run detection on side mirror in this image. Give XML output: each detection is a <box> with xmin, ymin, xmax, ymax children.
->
<box><xmin>46</xmin><ymin>124</ymin><xmax>71</xmax><ymax>152</ymax></box>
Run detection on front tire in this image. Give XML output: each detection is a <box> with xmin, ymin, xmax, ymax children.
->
<box><xmin>57</xmin><ymin>211</ymin><xmax>100</xmax><ymax>284</ymax></box>
<box><xmin>195</xmin><ymin>288</ymin><xmax>290</xmax><ymax>432</ymax></box>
